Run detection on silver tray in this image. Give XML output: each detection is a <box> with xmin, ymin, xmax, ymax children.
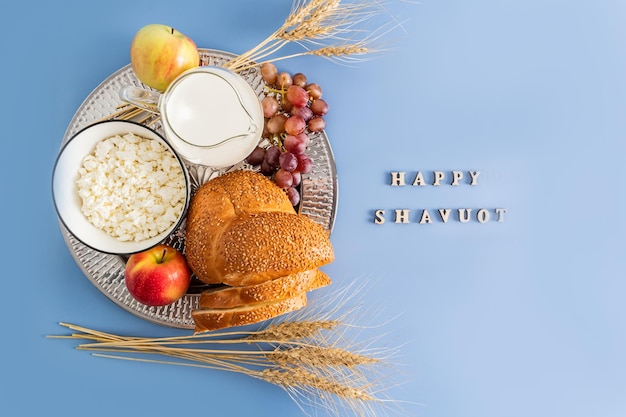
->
<box><xmin>59</xmin><ymin>48</ymin><xmax>338</xmax><ymax>329</ymax></box>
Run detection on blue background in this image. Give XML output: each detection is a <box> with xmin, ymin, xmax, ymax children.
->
<box><xmin>2</xmin><ymin>1</ymin><xmax>625</xmax><ymax>416</ymax></box>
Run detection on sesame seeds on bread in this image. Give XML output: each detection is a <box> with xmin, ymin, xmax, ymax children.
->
<box><xmin>185</xmin><ymin>170</ymin><xmax>334</xmax><ymax>286</ymax></box>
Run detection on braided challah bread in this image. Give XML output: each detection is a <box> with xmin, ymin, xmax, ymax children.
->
<box><xmin>185</xmin><ymin>170</ymin><xmax>334</xmax><ymax>286</ymax></box>
<box><xmin>185</xmin><ymin>170</ymin><xmax>334</xmax><ymax>332</ymax></box>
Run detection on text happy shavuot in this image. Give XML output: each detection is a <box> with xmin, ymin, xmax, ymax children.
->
<box><xmin>374</xmin><ymin>171</ymin><xmax>507</xmax><ymax>224</ymax></box>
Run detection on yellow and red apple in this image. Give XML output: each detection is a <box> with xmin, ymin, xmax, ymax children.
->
<box><xmin>124</xmin><ymin>244</ymin><xmax>191</xmax><ymax>306</ymax></box>
<box><xmin>130</xmin><ymin>24</ymin><xmax>200</xmax><ymax>91</ymax></box>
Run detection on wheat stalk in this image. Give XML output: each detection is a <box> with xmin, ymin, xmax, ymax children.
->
<box><xmin>259</xmin><ymin>367</ymin><xmax>375</xmax><ymax>401</ymax></box>
<box><xmin>246</xmin><ymin>319</ymin><xmax>340</xmax><ymax>342</ymax></box>
<box><xmin>281</xmin><ymin>0</ymin><xmax>343</xmax><ymax>42</ymax></box>
<box><xmin>225</xmin><ymin>0</ymin><xmax>397</xmax><ymax>72</ymax></box>
<box><xmin>49</xmin><ymin>282</ymin><xmax>403</xmax><ymax>417</ymax></box>
<box><xmin>267</xmin><ymin>345</ymin><xmax>379</xmax><ymax>369</ymax></box>
<box><xmin>97</xmin><ymin>103</ymin><xmax>161</xmax><ymax>125</ymax></box>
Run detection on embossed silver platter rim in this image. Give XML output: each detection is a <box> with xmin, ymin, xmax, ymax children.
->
<box><xmin>58</xmin><ymin>48</ymin><xmax>338</xmax><ymax>329</ymax></box>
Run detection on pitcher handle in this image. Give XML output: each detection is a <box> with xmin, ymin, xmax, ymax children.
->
<box><xmin>119</xmin><ymin>86</ymin><xmax>161</xmax><ymax>114</ymax></box>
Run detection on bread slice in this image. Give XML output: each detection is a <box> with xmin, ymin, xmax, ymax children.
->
<box><xmin>192</xmin><ymin>292</ymin><xmax>307</xmax><ymax>333</ymax></box>
<box><xmin>199</xmin><ymin>269</ymin><xmax>331</xmax><ymax>309</ymax></box>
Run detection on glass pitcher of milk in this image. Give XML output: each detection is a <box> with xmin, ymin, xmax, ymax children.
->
<box><xmin>120</xmin><ymin>66</ymin><xmax>263</xmax><ymax>168</ymax></box>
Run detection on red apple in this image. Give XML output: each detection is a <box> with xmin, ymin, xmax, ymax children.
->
<box><xmin>130</xmin><ymin>24</ymin><xmax>200</xmax><ymax>92</ymax></box>
<box><xmin>124</xmin><ymin>244</ymin><xmax>191</xmax><ymax>306</ymax></box>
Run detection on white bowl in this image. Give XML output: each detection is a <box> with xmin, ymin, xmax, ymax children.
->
<box><xmin>52</xmin><ymin>120</ymin><xmax>191</xmax><ymax>255</ymax></box>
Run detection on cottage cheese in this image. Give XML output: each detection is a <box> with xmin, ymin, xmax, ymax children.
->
<box><xmin>76</xmin><ymin>132</ymin><xmax>186</xmax><ymax>242</ymax></box>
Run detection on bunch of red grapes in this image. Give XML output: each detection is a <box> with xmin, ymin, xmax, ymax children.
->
<box><xmin>245</xmin><ymin>62</ymin><xmax>329</xmax><ymax>207</ymax></box>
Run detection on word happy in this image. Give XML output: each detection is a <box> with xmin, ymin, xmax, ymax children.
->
<box><xmin>390</xmin><ymin>170</ymin><xmax>481</xmax><ymax>187</ymax></box>
<box><xmin>374</xmin><ymin>170</ymin><xmax>507</xmax><ymax>225</ymax></box>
